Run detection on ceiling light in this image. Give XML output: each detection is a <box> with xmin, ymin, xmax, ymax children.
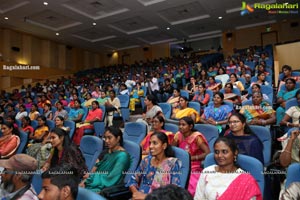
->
<box><xmin>56</xmin><ymin>33</ymin><xmax>59</xmax><ymax>36</ymax></box>
<box><xmin>166</xmin><ymin>27</ymin><xmax>170</xmax><ymax>30</ymax></box>
<box><xmin>4</xmin><ymin>17</ymin><xmax>8</xmax><ymax>20</ymax></box>
<box><xmin>92</xmin><ymin>22</ymin><xmax>96</xmax><ymax>26</ymax></box>
<box><xmin>218</xmin><ymin>16</ymin><xmax>223</xmax><ymax>20</ymax></box>
<box><xmin>43</xmin><ymin>2</ymin><xmax>48</xmax><ymax>5</ymax></box>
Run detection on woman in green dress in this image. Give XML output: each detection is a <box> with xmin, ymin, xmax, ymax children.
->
<box><xmin>80</xmin><ymin>127</ymin><xmax>131</xmax><ymax>193</ymax></box>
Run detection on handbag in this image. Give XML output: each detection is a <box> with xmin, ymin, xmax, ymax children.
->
<box><xmin>100</xmin><ymin>184</ymin><xmax>131</xmax><ymax>200</ymax></box>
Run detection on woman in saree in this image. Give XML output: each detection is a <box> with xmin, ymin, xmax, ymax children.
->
<box><xmin>167</xmin><ymin>88</ymin><xmax>180</xmax><ymax>109</ymax></box>
<box><xmin>128</xmin><ymin>131</ymin><xmax>181</xmax><ymax>200</ymax></box>
<box><xmin>80</xmin><ymin>127</ymin><xmax>130</xmax><ymax>193</ymax></box>
<box><xmin>0</xmin><ymin>122</ymin><xmax>20</xmax><ymax>158</ymax></box>
<box><xmin>73</xmin><ymin>101</ymin><xmax>103</xmax><ymax>145</ymax></box>
<box><xmin>171</xmin><ymin>96</ymin><xmax>200</xmax><ymax>123</ymax></box>
<box><xmin>172</xmin><ymin>117</ymin><xmax>210</xmax><ymax>196</ymax></box>
<box><xmin>276</xmin><ymin>78</ymin><xmax>298</xmax><ymax>124</ymax></box>
<box><xmin>140</xmin><ymin>115</ymin><xmax>174</xmax><ymax>159</ymax></box>
<box><xmin>240</xmin><ymin>91</ymin><xmax>276</xmax><ymax>126</ymax></box>
<box><xmin>200</xmin><ymin>92</ymin><xmax>233</xmax><ymax>134</ymax></box>
<box><xmin>129</xmin><ymin>82</ymin><xmax>144</xmax><ymax>112</ymax></box>
<box><xmin>194</xmin><ymin>137</ymin><xmax>262</xmax><ymax>200</ymax></box>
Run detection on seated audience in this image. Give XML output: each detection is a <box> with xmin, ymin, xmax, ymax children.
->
<box><xmin>184</xmin><ymin>76</ymin><xmax>197</xmax><ymax>100</ymax></box>
<box><xmin>0</xmin><ymin>122</ymin><xmax>20</xmax><ymax>158</ymax></box>
<box><xmin>167</xmin><ymin>88</ymin><xmax>180</xmax><ymax>109</ymax></box>
<box><xmin>240</xmin><ymin>92</ymin><xmax>276</xmax><ymax>126</ymax></box>
<box><xmin>276</xmin><ymin>78</ymin><xmax>298</xmax><ymax>124</ymax></box>
<box><xmin>15</xmin><ymin>104</ymin><xmax>28</xmax><ymax>120</ymax></box>
<box><xmin>242</xmin><ymin>83</ymin><xmax>270</xmax><ymax>102</ymax></box>
<box><xmin>140</xmin><ymin>115</ymin><xmax>174</xmax><ymax>158</ymax></box>
<box><xmin>29</xmin><ymin>103</ymin><xmax>40</xmax><ymax>121</ymax></box>
<box><xmin>0</xmin><ymin>154</ymin><xmax>39</xmax><ymax>199</ymax></box>
<box><xmin>81</xmin><ymin>93</ymin><xmax>96</xmax><ymax>109</ymax></box>
<box><xmin>39</xmin><ymin>165</ymin><xmax>80</xmax><ymax>200</ymax></box>
<box><xmin>194</xmin><ymin>137</ymin><xmax>262</xmax><ymax>200</ymax></box>
<box><xmin>80</xmin><ymin>127</ymin><xmax>130</xmax><ymax>193</ymax></box>
<box><xmin>43</xmin><ymin>103</ymin><xmax>53</xmax><ymax>120</ymax></box>
<box><xmin>20</xmin><ymin>116</ymin><xmax>34</xmax><ymax>136</ymax></box>
<box><xmin>105</xmin><ymin>90</ymin><xmax>120</xmax><ymax>127</ymax></box>
<box><xmin>223</xmin><ymin>83</ymin><xmax>241</xmax><ymax>105</ymax></box>
<box><xmin>29</xmin><ymin>116</ymin><xmax>49</xmax><ymax>144</ymax></box>
<box><xmin>251</xmin><ymin>72</ymin><xmax>269</xmax><ymax>86</ymax></box>
<box><xmin>192</xmin><ymin>83</ymin><xmax>210</xmax><ymax>108</ymax></box>
<box><xmin>127</xmin><ymin>131</ymin><xmax>181</xmax><ymax>200</ymax></box>
<box><xmin>157</xmin><ymin>78</ymin><xmax>174</xmax><ymax>102</ymax></box>
<box><xmin>42</xmin><ymin>128</ymin><xmax>87</xmax><ymax>178</ymax></box>
<box><xmin>137</xmin><ymin>95</ymin><xmax>163</xmax><ymax>127</ymax></box>
<box><xmin>200</xmin><ymin>92</ymin><xmax>232</xmax><ymax>134</ymax></box>
<box><xmin>172</xmin><ymin>117</ymin><xmax>210</xmax><ymax>196</ymax></box>
<box><xmin>171</xmin><ymin>96</ymin><xmax>200</xmax><ymax>123</ymax></box>
<box><xmin>68</xmin><ymin>99</ymin><xmax>84</xmax><ymax>123</ymax></box>
<box><xmin>225</xmin><ymin>113</ymin><xmax>264</xmax><ymax>164</ymax></box>
<box><xmin>53</xmin><ymin>101</ymin><xmax>69</xmax><ymax>120</ymax></box>
<box><xmin>279</xmin><ymin>129</ymin><xmax>300</xmax><ymax>167</ymax></box>
<box><xmin>73</xmin><ymin>101</ymin><xmax>103</xmax><ymax>145</ymax></box>
<box><xmin>129</xmin><ymin>82</ymin><xmax>144</xmax><ymax>112</ymax></box>
<box><xmin>229</xmin><ymin>73</ymin><xmax>244</xmax><ymax>92</ymax></box>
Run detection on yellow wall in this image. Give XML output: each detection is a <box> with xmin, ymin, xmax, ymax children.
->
<box><xmin>222</xmin><ymin>19</ymin><xmax>300</xmax><ymax>57</ymax></box>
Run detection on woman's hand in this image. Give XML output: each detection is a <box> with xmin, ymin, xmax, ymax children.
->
<box><xmin>132</xmin><ymin>191</ymin><xmax>147</xmax><ymax>200</ymax></box>
<box><xmin>79</xmin><ymin>180</ymin><xmax>85</xmax><ymax>188</ymax></box>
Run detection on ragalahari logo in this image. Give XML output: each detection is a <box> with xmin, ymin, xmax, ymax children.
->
<box><xmin>241</xmin><ymin>2</ymin><xmax>254</xmax><ymax>15</ymax></box>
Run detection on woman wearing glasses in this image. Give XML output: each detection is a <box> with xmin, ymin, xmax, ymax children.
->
<box><xmin>225</xmin><ymin>113</ymin><xmax>264</xmax><ymax>164</ymax></box>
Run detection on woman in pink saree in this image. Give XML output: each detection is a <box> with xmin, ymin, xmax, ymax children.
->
<box><xmin>172</xmin><ymin>116</ymin><xmax>210</xmax><ymax>196</ymax></box>
<box><xmin>194</xmin><ymin>137</ymin><xmax>262</xmax><ymax>200</ymax></box>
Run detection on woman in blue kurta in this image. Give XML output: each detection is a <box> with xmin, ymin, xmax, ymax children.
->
<box><xmin>127</xmin><ymin>131</ymin><xmax>181</xmax><ymax>200</ymax></box>
<box><xmin>276</xmin><ymin>78</ymin><xmax>299</xmax><ymax>124</ymax></box>
<box><xmin>225</xmin><ymin>113</ymin><xmax>264</xmax><ymax>164</ymax></box>
<box><xmin>200</xmin><ymin>92</ymin><xmax>233</xmax><ymax>134</ymax></box>
<box><xmin>80</xmin><ymin>127</ymin><xmax>131</xmax><ymax>193</ymax></box>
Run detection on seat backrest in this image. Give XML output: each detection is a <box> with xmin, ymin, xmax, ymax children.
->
<box><xmin>123</xmin><ymin>140</ymin><xmax>141</xmax><ymax>183</ymax></box>
<box><xmin>286</xmin><ymin>98</ymin><xmax>298</xmax><ymax>111</ymax></box>
<box><xmin>249</xmin><ymin>125</ymin><xmax>271</xmax><ymax>166</ymax></box>
<box><xmin>16</xmin><ymin>130</ymin><xmax>28</xmax><ymax>154</ymax></box>
<box><xmin>77</xmin><ymin>187</ymin><xmax>107</xmax><ymax>200</ymax></box>
<box><xmin>164</xmin><ymin>123</ymin><xmax>179</xmax><ymax>134</ymax></box>
<box><xmin>285</xmin><ymin>163</ymin><xmax>300</xmax><ymax>188</ymax></box>
<box><xmin>180</xmin><ymin>90</ymin><xmax>189</xmax><ymax>99</ymax></box>
<box><xmin>117</xmin><ymin>95</ymin><xmax>130</xmax><ymax>108</ymax></box>
<box><xmin>64</xmin><ymin>120</ymin><xmax>76</xmax><ymax>139</ymax></box>
<box><xmin>188</xmin><ymin>101</ymin><xmax>200</xmax><ymax>113</ymax></box>
<box><xmin>15</xmin><ymin>119</ymin><xmax>22</xmax><ymax>128</ymax></box>
<box><xmin>172</xmin><ymin>146</ymin><xmax>191</xmax><ymax>189</ymax></box>
<box><xmin>123</xmin><ymin>122</ymin><xmax>147</xmax><ymax>144</ymax></box>
<box><xmin>99</xmin><ymin>105</ymin><xmax>106</xmax><ymax>121</ymax></box>
<box><xmin>93</xmin><ymin>121</ymin><xmax>106</xmax><ymax>137</ymax></box>
<box><xmin>46</xmin><ymin>119</ymin><xmax>55</xmax><ymax>130</ymax></box>
<box><xmin>80</xmin><ymin>136</ymin><xmax>103</xmax><ymax>171</ymax></box>
<box><xmin>194</xmin><ymin>124</ymin><xmax>218</xmax><ymax>151</ymax></box>
<box><xmin>158</xmin><ymin>103</ymin><xmax>172</xmax><ymax>119</ymax></box>
<box><xmin>206</xmin><ymin>89</ymin><xmax>214</xmax><ymax>102</ymax></box>
<box><xmin>204</xmin><ymin>153</ymin><xmax>264</xmax><ymax>194</ymax></box>
<box><xmin>82</xmin><ymin>107</ymin><xmax>88</xmax><ymax>121</ymax></box>
<box><xmin>31</xmin><ymin>120</ymin><xmax>38</xmax><ymax>130</ymax></box>
<box><xmin>32</xmin><ymin>172</ymin><xmax>43</xmax><ymax>195</ymax></box>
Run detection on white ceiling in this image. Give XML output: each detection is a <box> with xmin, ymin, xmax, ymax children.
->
<box><xmin>0</xmin><ymin>0</ymin><xmax>299</xmax><ymax>53</ymax></box>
